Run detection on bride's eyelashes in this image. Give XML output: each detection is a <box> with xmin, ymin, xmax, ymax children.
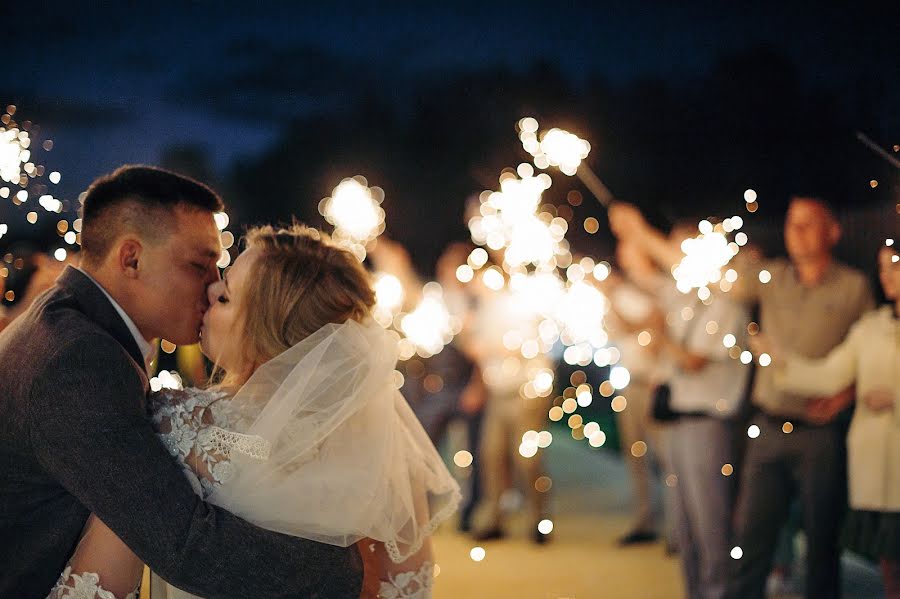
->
<box><xmin>217</xmin><ymin>295</ymin><xmax>229</xmax><ymax>305</ymax></box>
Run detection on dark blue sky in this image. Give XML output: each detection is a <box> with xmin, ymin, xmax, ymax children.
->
<box><xmin>5</xmin><ymin>1</ymin><xmax>898</xmax><ymax>223</ymax></box>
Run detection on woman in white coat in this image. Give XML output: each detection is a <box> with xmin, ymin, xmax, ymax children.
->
<box><xmin>758</xmin><ymin>244</ymin><xmax>900</xmax><ymax>598</ymax></box>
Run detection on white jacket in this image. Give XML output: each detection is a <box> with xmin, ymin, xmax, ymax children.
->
<box><xmin>776</xmin><ymin>306</ymin><xmax>900</xmax><ymax>511</ymax></box>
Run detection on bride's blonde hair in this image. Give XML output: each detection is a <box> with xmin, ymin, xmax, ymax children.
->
<box><xmin>226</xmin><ymin>224</ymin><xmax>375</xmax><ymax>386</ymax></box>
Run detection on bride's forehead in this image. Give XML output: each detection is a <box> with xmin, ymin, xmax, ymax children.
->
<box><xmin>229</xmin><ymin>248</ymin><xmax>261</xmax><ymax>278</ymax></box>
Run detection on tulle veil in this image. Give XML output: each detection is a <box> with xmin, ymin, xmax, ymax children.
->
<box><xmin>207</xmin><ymin>318</ymin><xmax>461</xmax><ymax>563</ymax></box>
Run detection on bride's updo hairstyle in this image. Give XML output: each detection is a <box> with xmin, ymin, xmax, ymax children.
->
<box><xmin>237</xmin><ymin>224</ymin><xmax>376</xmax><ymax>371</ymax></box>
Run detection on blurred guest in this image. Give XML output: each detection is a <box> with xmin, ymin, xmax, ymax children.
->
<box><xmin>458</xmin><ymin>257</ymin><xmax>553</xmax><ymax>544</ymax></box>
<box><xmin>618</xmin><ymin>220</ymin><xmax>751</xmax><ymax>599</ymax></box>
<box><xmin>0</xmin><ymin>248</ymin><xmax>70</xmax><ymax>332</ymax></box>
<box><xmin>610</xmin><ymin>196</ymin><xmax>874</xmax><ymax>599</ymax></box>
<box><xmin>370</xmin><ymin>238</ymin><xmax>487</xmax><ymax>532</ymax></box>
<box><xmin>755</xmin><ymin>243</ymin><xmax>900</xmax><ymax>599</ymax></box>
<box><xmin>602</xmin><ymin>240</ymin><xmax>672</xmax><ymax>547</ymax></box>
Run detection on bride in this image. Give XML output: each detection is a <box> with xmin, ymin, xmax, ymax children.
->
<box><xmin>49</xmin><ymin>224</ymin><xmax>461</xmax><ymax>599</ymax></box>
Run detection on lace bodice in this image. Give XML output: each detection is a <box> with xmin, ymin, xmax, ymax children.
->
<box><xmin>149</xmin><ymin>387</ymin><xmax>269</xmax><ymax>498</ymax></box>
<box><xmin>50</xmin><ymin>385</ymin><xmax>440</xmax><ymax>598</ymax></box>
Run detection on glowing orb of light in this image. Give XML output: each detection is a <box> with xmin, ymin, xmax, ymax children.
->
<box><xmin>213</xmin><ymin>212</ymin><xmax>229</xmax><ymax>231</ymax></box>
<box><xmin>0</xmin><ymin>127</ymin><xmax>27</xmax><ymax>184</ymax></box>
<box><xmin>38</xmin><ymin>195</ymin><xmax>62</xmax><ymax>212</ymax></box>
<box><xmin>453</xmin><ymin>450</ymin><xmax>473</xmax><ymax>468</ymax></box>
<box><xmin>470</xmin><ymin>547</ymin><xmax>486</xmax><ymax>562</ymax></box>
<box><xmin>149</xmin><ymin>370</ymin><xmax>184</xmax><ymax>393</ymax></box>
<box><xmin>555</xmin><ymin>281</ymin><xmax>608</xmax><ymax>347</ymax></box>
<box><xmin>537</xmin><ymin>519</ymin><xmax>554</xmax><ymax>534</ymax></box>
<box><xmin>537</xmin><ymin>128</ymin><xmax>591</xmax><ymax>176</ymax></box>
<box><xmin>674</xmin><ymin>229</ymin><xmax>738</xmax><ymax>293</ymax></box>
<box><xmin>373</xmin><ymin>273</ymin><xmax>405</xmax><ymax>328</ymax></box>
<box><xmin>320</xmin><ymin>176</ymin><xmax>386</xmax><ymax>242</ymax></box>
<box><xmin>400</xmin><ymin>291</ymin><xmax>458</xmax><ymax>358</ymax></box>
<box><xmin>609</xmin><ymin>366</ymin><xmax>631</xmax><ymax>390</ymax></box>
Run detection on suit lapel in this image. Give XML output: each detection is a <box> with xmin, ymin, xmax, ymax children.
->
<box><xmin>56</xmin><ymin>266</ymin><xmax>149</xmax><ymax>377</ymax></box>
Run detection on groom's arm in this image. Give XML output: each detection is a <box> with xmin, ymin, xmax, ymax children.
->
<box><xmin>28</xmin><ymin>334</ymin><xmax>362</xmax><ymax>599</ymax></box>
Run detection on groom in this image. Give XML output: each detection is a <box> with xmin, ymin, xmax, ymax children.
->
<box><xmin>0</xmin><ymin>166</ymin><xmax>362</xmax><ymax>598</ymax></box>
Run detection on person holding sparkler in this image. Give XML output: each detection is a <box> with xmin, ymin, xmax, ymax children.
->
<box><xmin>610</xmin><ymin>214</ymin><xmax>751</xmax><ymax>599</ymax></box>
<box><xmin>599</xmin><ymin>240</ymin><xmax>675</xmax><ymax>548</ymax></box>
<box><xmin>750</xmin><ymin>243</ymin><xmax>900</xmax><ymax>598</ymax></box>
<box><xmin>609</xmin><ymin>196</ymin><xmax>875</xmax><ymax>599</ymax></box>
<box><xmin>457</xmin><ymin>251</ymin><xmax>554</xmax><ymax>545</ymax></box>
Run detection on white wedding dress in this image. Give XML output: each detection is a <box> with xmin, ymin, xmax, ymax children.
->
<box><xmin>49</xmin><ymin>319</ymin><xmax>460</xmax><ymax>599</ymax></box>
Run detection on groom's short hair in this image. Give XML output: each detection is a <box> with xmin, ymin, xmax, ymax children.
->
<box><xmin>79</xmin><ymin>165</ymin><xmax>224</xmax><ymax>267</ymax></box>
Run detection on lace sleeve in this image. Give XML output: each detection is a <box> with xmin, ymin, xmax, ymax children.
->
<box><xmin>150</xmin><ymin>388</ymin><xmax>269</xmax><ymax>498</ymax></box>
<box><xmin>47</xmin><ymin>514</ymin><xmax>143</xmax><ymax>599</ymax></box>
<box><xmin>358</xmin><ymin>538</ymin><xmax>435</xmax><ymax>599</ymax></box>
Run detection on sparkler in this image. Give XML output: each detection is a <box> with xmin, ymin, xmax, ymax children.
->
<box><xmin>0</xmin><ymin>104</ymin><xmax>82</xmax><ymax>269</ymax></box>
<box><xmin>519</xmin><ymin>117</ymin><xmax>616</xmax><ymax>207</ymax></box>
<box><xmin>372</xmin><ymin>273</ymin><xmax>404</xmax><ymax>328</ymax></box>
<box><xmin>319</xmin><ymin>176</ymin><xmax>386</xmax><ymax>261</ymax></box>
<box><xmin>399</xmin><ymin>284</ymin><xmax>461</xmax><ymax>358</ymax></box>
<box><xmin>672</xmin><ymin>219</ymin><xmax>743</xmax><ymax>295</ymax></box>
<box><xmin>856</xmin><ymin>131</ymin><xmax>900</xmax><ymax>170</ymax></box>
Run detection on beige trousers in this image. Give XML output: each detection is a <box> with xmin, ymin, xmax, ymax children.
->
<box><xmin>614</xmin><ymin>378</ymin><xmax>671</xmax><ymax>534</ymax></box>
<box><xmin>477</xmin><ymin>390</ymin><xmax>548</xmax><ymax>529</ymax></box>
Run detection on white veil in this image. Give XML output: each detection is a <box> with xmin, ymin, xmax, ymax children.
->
<box><xmin>208</xmin><ymin>318</ymin><xmax>461</xmax><ymax>563</ymax></box>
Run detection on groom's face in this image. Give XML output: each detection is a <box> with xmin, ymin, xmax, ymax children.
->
<box><xmin>136</xmin><ymin>206</ymin><xmax>222</xmax><ymax>345</ymax></box>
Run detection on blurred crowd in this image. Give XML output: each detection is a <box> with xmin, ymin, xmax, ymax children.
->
<box><xmin>369</xmin><ymin>194</ymin><xmax>898</xmax><ymax>599</ymax></box>
<box><xmin>2</xmin><ymin>194</ymin><xmax>896</xmax><ymax>599</ymax></box>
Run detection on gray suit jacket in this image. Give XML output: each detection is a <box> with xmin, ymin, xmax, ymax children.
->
<box><xmin>0</xmin><ymin>267</ymin><xmax>362</xmax><ymax>598</ymax></box>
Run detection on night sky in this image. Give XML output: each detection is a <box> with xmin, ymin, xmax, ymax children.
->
<box><xmin>3</xmin><ymin>1</ymin><xmax>897</xmax><ymax>265</ymax></box>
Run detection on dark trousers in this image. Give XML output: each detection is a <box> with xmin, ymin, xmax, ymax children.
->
<box><xmin>726</xmin><ymin>414</ymin><xmax>846</xmax><ymax>599</ymax></box>
<box><xmin>411</xmin><ymin>388</ymin><xmax>483</xmax><ymax>529</ymax></box>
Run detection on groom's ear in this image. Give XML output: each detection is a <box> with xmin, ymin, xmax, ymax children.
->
<box><xmin>118</xmin><ymin>239</ymin><xmax>142</xmax><ymax>279</ymax></box>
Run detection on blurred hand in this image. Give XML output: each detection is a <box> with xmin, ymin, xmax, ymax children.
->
<box><xmin>805</xmin><ymin>385</ymin><xmax>854</xmax><ymax>424</ymax></box>
<box><xmin>608</xmin><ymin>202</ymin><xmax>647</xmax><ymax>239</ymax></box>
<box><xmin>862</xmin><ymin>388</ymin><xmax>895</xmax><ymax>412</ymax></box>
<box><xmin>436</xmin><ymin>242</ymin><xmax>472</xmax><ymax>287</ymax></box>
<box><xmin>458</xmin><ymin>376</ymin><xmax>487</xmax><ymax>415</ymax></box>
<box><xmin>747</xmin><ymin>333</ymin><xmax>779</xmax><ymax>362</ymax></box>
<box><xmin>645</xmin><ymin>307</ymin><xmax>666</xmax><ymax>335</ymax></box>
<box><xmin>369</xmin><ymin>237</ymin><xmax>412</xmax><ymax>275</ymax></box>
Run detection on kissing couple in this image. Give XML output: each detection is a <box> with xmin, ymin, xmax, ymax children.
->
<box><xmin>0</xmin><ymin>165</ymin><xmax>460</xmax><ymax>599</ymax></box>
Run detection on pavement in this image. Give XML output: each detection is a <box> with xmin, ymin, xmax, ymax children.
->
<box><xmin>431</xmin><ymin>424</ymin><xmax>884</xmax><ymax>599</ymax></box>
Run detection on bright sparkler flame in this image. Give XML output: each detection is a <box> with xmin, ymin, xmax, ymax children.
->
<box><xmin>538</xmin><ymin>128</ymin><xmax>591</xmax><ymax>176</ymax></box>
<box><xmin>319</xmin><ymin>176</ymin><xmax>386</xmax><ymax>260</ymax></box>
<box><xmin>467</xmin><ymin>172</ymin><xmax>568</xmax><ymax>270</ymax></box>
<box><xmin>508</xmin><ymin>271</ymin><xmax>565</xmax><ymax>318</ymax></box>
<box><xmin>518</xmin><ymin>118</ymin><xmax>591</xmax><ymax>176</ymax></box>
<box><xmin>1</xmin><ymin>106</ymin><xmax>71</xmax><ymax>234</ymax></box>
<box><xmin>400</xmin><ymin>287</ymin><xmax>459</xmax><ymax>358</ymax></box>
<box><xmin>0</xmin><ymin>128</ymin><xmax>26</xmax><ymax>184</ymax></box>
<box><xmin>372</xmin><ymin>273</ymin><xmax>405</xmax><ymax>328</ymax></box>
<box><xmin>555</xmin><ymin>281</ymin><xmax>609</xmax><ymax>348</ymax></box>
<box><xmin>673</xmin><ymin>221</ymin><xmax>743</xmax><ymax>295</ymax></box>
